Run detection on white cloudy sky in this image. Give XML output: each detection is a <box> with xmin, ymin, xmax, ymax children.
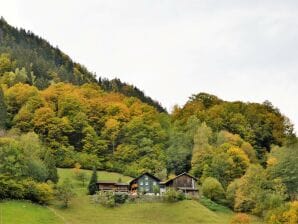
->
<box><xmin>0</xmin><ymin>0</ymin><xmax>297</xmax><ymax>132</ymax></box>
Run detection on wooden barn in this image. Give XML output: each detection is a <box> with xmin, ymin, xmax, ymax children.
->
<box><xmin>160</xmin><ymin>172</ymin><xmax>198</xmax><ymax>196</ymax></box>
<box><xmin>96</xmin><ymin>181</ymin><xmax>129</xmax><ymax>193</ymax></box>
<box><xmin>129</xmin><ymin>172</ymin><xmax>160</xmax><ymax>195</ymax></box>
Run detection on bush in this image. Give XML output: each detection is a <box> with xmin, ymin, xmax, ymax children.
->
<box><xmin>226</xmin><ymin>179</ymin><xmax>240</xmax><ymax>208</ymax></box>
<box><xmin>114</xmin><ymin>193</ymin><xmax>128</xmax><ymax>204</ymax></box>
<box><xmin>265</xmin><ymin>201</ymin><xmax>298</xmax><ymax>224</ymax></box>
<box><xmin>163</xmin><ymin>188</ymin><xmax>185</xmax><ymax>203</ymax></box>
<box><xmin>31</xmin><ymin>183</ymin><xmax>54</xmax><ymax>204</ymax></box>
<box><xmin>199</xmin><ymin>196</ymin><xmax>231</xmax><ymax>212</ymax></box>
<box><xmin>230</xmin><ymin>213</ymin><xmax>251</xmax><ymax>224</ymax></box>
<box><xmin>202</xmin><ymin>177</ymin><xmax>225</xmax><ymax>203</ymax></box>
<box><xmin>55</xmin><ymin>178</ymin><xmax>76</xmax><ymax>207</ymax></box>
<box><xmin>93</xmin><ymin>191</ymin><xmax>129</xmax><ymax>207</ymax></box>
<box><xmin>94</xmin><ymin>191</ymin><xmax>116</xmax><ymax>207</ymax></box>
<box><xmin>0</xmin><ymin>177</ymin><xmax>54</xmax><ymax>204</ymax></box>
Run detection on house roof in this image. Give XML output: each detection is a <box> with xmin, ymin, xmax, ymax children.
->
<box><xmin>97</xmin><ymin>181</ymin><xmax>129</xmax><ymax>186</ymax></box>
<box><xmin>162</xmin><ymin>172</ymin><xmax>198</xmax><ymax>185</ymax></box>
<box><xmin>129</xmin><ymin>172</ymin><xmax>160</xmax><ymax>184</ymax></box>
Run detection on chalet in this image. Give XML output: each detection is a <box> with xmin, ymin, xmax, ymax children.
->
<box><xmin>96</xmin><ymin>181</ymin><xmax>129</xmax><ymax>193</ymax></box>
<box><xmin>129</xmin><ymin>172</ymin><xmax>160</xmax><ymax>195</ymax></box>
<box><xmin>160</xmin><ymin>172</ymin><xmax>198</xmax><ymax>196</ymax></box>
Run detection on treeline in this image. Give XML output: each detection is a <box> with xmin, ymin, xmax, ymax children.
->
<box><xmin>0</xmin><ymin>17</ymin><xmax>297</xmax><ymax>222</ymax></box>
<box><xmin>0</xmin><ymin>132</ymin><xmax>57</xmax><ymax>203</ymax></box>
<box><xmin>1</xmin><ymin>82</ymin><xmax>168</xmax><ymax>177</ymax></box>
<box><xmin>0</xmin><ymin>17</ymin><xmax>165</xmax><ymax>112</ymax></box>
<box><xmin>172</xmin><ymin>93</ymin><xmax>294</xmax><ymax>162</ymax></box>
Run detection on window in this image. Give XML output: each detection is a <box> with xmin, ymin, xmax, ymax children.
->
<box><xmin>145</xmin><ymin>176</ymin><xmax>148</xmax><ymax>180</ymax></box>
<box><xmin>145</xmin><ymin>182</ymin><xmax>149</xmax><ymax>185</ymax></box>
<box><xmin>140</xmin><ymin>181</ymin><xmax>143</xmax><ymax>185</ymax></box>
<box><xmin>146</xmin><ymin>187</ymin><xmax>149</xmax><ymax>192</ymax></box>
<box><xmin>153</xmin><ymin>182</ymin><xmax>156</xmax><ymax>186</ymax></box>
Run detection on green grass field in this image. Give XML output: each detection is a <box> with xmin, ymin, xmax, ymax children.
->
<box><xmin>0</xmin><ymin>168</ymin><xmax>264</xmax><ymax>224</ymax></box>
<box><xmin>0</xmin><ymin>201</ymin><xmax>63</xmax><ymax>224</ymax></box>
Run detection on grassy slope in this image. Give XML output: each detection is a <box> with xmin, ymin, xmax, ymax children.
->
<box><xmin>0</xmin><ymin>201</ymin><xmax>62</xmax><ymax>224</ymax></box>
<box><xmin>1</xmin><ymin>169</ymin><xmax>263</xmax><ymax>224</ymax></box>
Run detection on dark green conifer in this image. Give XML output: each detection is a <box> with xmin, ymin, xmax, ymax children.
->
<box><xmin>88</xmin><ymin>167</ymin><xmax>98</xmax><ymax>195</ymax></box>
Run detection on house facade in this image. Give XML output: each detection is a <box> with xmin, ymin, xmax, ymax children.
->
<box><xmin>97</xmin><ymin>172</ymin><xmax>198</xmax><ymax>196</ymax></box>
<box><xmin>96</xmin><ymin>181</ymin><xmax>129</xmax><ymax>193</ymax></box>
<box><xmin>160</xmin><ymin>172</ymin><xmax>198</xmax><ymax>196</ymax></box>
<box><xmin>129</xmin><ymin>172</ymin><xmax>160</xmax><ymax>195</ymax></box>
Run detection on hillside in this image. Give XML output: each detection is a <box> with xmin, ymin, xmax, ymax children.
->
<box><xmin>0</xmin><ymin>169</ymin><xmax>263</xmax><ymax>224</ymax></box>
<box><xmin>0</xmin><ymin>17</ymin><xmax>165</xmax><ymax>112</ymax></box>
<box><xmin>0</xmin><ymin>18</ymin><xmax>297</xmax><ymax>224</ymax></box>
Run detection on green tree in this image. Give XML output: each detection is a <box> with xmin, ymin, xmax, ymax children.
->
<box><xmin>191</xmin><ymin>123</ymin><xmax>214</xmax><ymax>178</ymax></box>
<box><xmin>267</xmin><ymin>144</ymin><xmax>298</xmax><ymax>199</ymax></box>
<box><xmin>44</xmin><ymin>151</ymin><xmax>59</xmax><ymax>183</ymax></box>
<box><xmin>55</xmin><ymin>178</ymin><xmax>75</xmax><ymax>207</ymax></box>
<box><xmin>88</xmin><ymin>167</ymin><xmax>98</xmax><ymax>195</ymax></box>
<box><xmin>202</xmin><ymin>177</ymin><xmax>225</xmax><ymax>203</ymax></box>
<box><xmin>0</xmin><ymin>87</ymin><xmax>7</xmax><ymax>129</ymax></box>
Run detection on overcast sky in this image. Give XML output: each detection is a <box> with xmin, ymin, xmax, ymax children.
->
<box><xmin>0</xmin><ymin>0</ymin><xmax>297</xmax><ymax>132</ymax></box>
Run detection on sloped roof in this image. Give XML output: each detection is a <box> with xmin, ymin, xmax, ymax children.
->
<box><xmin>161</xmin><ymin>172</ymin><xmax>198</xmax><ymax>185</ymax></box>
<box><xmin>129</xmin><ymin>172</ymin><xmax>160</xmax><ymax>184</ymax></box>
<box><xmin>97</xmin><ymin>181</ymin><xmax>129</xmax><ymax>186</ymax></box>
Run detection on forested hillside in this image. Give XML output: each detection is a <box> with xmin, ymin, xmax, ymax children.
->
<box><xmin>0</xmin><ymin>19</ymin><xmax>297</xmax><ymax>223</ymax></box>
<box><xmin>0</xmin><ymin>17</ymin><xmax>165</xmax><ymax>112</ymax></box>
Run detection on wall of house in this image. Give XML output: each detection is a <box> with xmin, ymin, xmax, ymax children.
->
<box><xmin>172</xmin><ymin>175</ymin><xmax>196</xmax><ymax>188</ymax></box>
<box><xmin>137</xmin><ymin>174</ymin><xmax>159</xmax><ymax>194</ymax></box>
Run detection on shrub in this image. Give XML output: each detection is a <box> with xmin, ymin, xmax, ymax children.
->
<box><xmin>0</xmin><ymin>177</ymin><xmax>54</xmax><ymax>204</ymax></box>
<box><xmin>94</xmin><ymin>191</ymin><xmax>116</xmax><ymax>207</ymax></box>
<box><xmin>163</xmin><ymin>188</ymin><xmax>185</xmax><ymax>202</ymax></box>
<box><xmin>31</xmin><ymin>182</ymin><xmax>54</xmax><ymax>204</ymax></box>
<box><xmin>55</xmin><ymin>178</ymin><xmax>76</xmax><ymax>207</ymax></box>
<box><xmin>230</xmin><ymin>213</ymin><xmax>251</xmax><ymax>224</ymax></box>
<box><xmin>202</xmin><ymin>177</ymin><xmax>225</xmax><ymax>203</ymax></box>
<box><xmin>114</xmin><ymin>193</ymin><xmax>128</xmax><ymax>204</ymax></box>
<box><xmin>265</xmin><ymin>201</ymin><xmax>298</xmax><ymax>224</ymax></box>
<box><xmin>226</xmin><ymin>179</ymin><xmax>240</xmax><ymax>208</ymax></box>
<box><xmin>199</xmin><ymin>196</ymin><xmax>230</xmax><ymax>212</ymax></box>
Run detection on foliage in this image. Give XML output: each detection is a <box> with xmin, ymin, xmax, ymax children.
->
<box><xmin>232</xmin><ymin>165</ymin><xmax>287</xmax><ymax>216</ymax></box>
<box><xmin>0</xmin><ymin>86</ymin><xmax>7</xmax><ymax>128</ymax></box>
<box><xmin>163</xmin><ymin>188</ymin><xmax>185</xmax><ymax>202</ymax></box>
<box><xmin>1</xmin><ymin>82</ymin><xmax>168</xmax><ymax>175</ymax></box>
<box><xmin>114</xmin><ymin>193</ymin><xmax>128</xmax><ymax>204</ymax></box>
<box><xmin>172</xmin><ymin>93</ymin><xmax>294</xmax><ymax>161</ymax></box>
<box><xmin>202</xmin><ymin>177</ymin><xmax>225</xmax><ymax>203</ymax></box>
<box><xmin>93</xmin><ymin>191</ymin><xmax>116</xmax><ymax>207</ymax></box>
<box><xmin>267</xmin><ymin>144</ymin><xmax>298</xmax><ymax>199</ymax></box>
<box><xmin>265</xmin><ymin>201</ymin><xmax>298</xmax><ymax>224</ymax></box>
<box><xmin>88</xmin><ymin>167</ymin><xmax>98</xmax><ymax>195</ymax></box>
<box><xmin>199</xmin><ymin>196</ymin><xmax>231</xmax><ymax>212</ymax></box>
<box><xmin>0</xmin><ymin>177</ymin><xmax>53</xmax><ymax>204</ymax></box>
<box><xmin>230</xmin><ymin>213</ymin><xmax>251</xmax><ymax>224</ymax></box>
<box><xmin>44</xmin><ymin>151</ymin><xmax>59</xmax><ymax>183</ymax></box>
<box><xmin>0</xmin><ymin>18</ymin><xmax>164</xmax><ymax>112</ymax></box>
<box><xmin>55</xmin><ymin>178</ymin><xmax>76</xmax><ymax>207</ymax></box>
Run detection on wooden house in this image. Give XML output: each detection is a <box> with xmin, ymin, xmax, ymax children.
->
<box><xmin>129</xmin><ymin>172</ymin><xmax>160</xmax><ymax>195</ymax></box>
<box><xmin>96</xmin><ymin>181</ymin><xmax>129</xmax><ymax>193</ymax></box>
<box><xmin>160</xmin><ymin>172</ymin><xmax>198</xmax><ymax>196</ymax></box>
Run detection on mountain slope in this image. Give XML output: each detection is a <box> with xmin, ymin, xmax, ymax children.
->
<box><xmin>0</xmin><ymin>17</ymin><xmax>165</xmax><ymax>112</ymax></box>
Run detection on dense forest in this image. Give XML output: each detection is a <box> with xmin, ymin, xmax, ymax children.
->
<box><xmin>0</xmin><ymin>18</ymin><xmax>297</xmax><ymax>223</ymax></box>
<box><xmin>0</xmin><ymin>17</ymin><xmax>165</xmax><ymax>112</ymax></box>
